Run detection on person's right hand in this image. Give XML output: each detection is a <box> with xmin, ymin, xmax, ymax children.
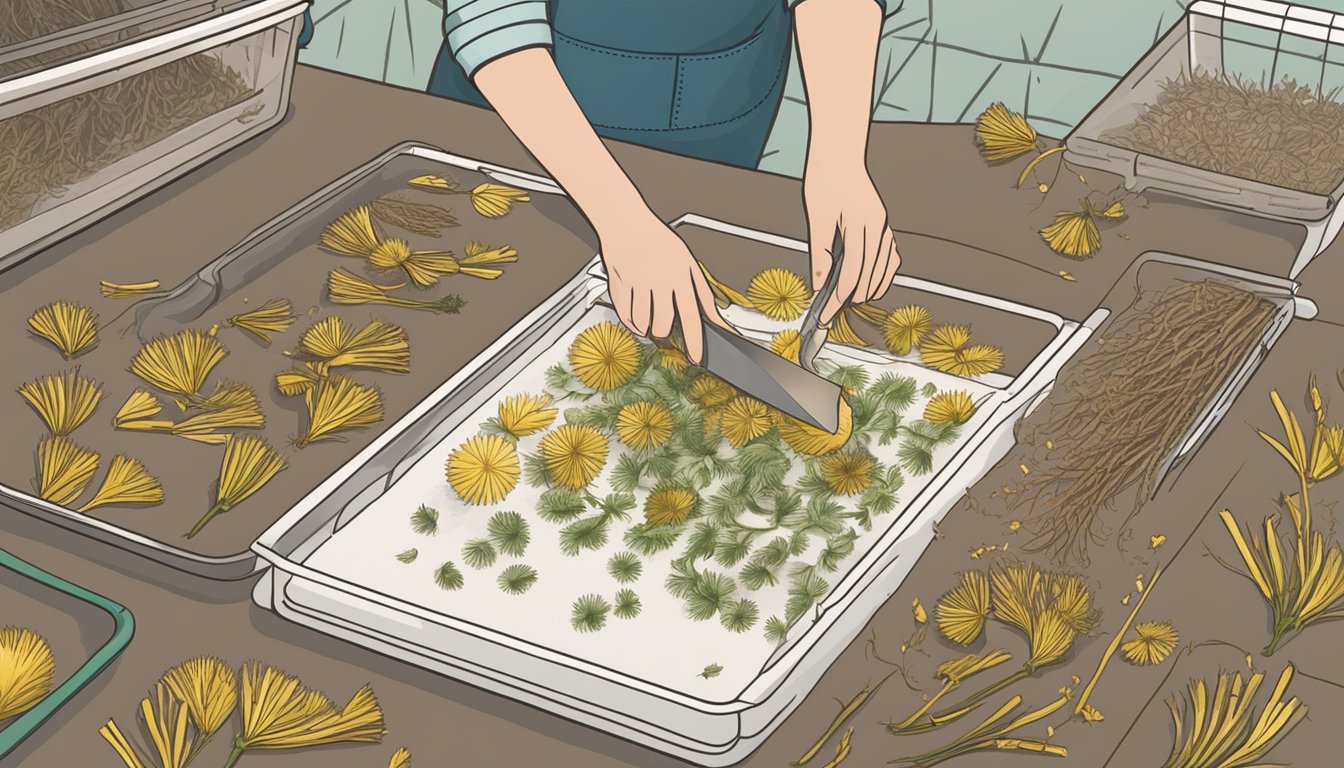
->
<box><xmin>599</xmin><ymin>210</ymin><xmax>728</xmax><ymax>365</ymax></box>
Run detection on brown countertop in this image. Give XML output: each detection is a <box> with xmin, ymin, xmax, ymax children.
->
<box><xmin>4</xmin><ymin>64</ymin><xmax>1338</xmax><ymax>768</ymax></box>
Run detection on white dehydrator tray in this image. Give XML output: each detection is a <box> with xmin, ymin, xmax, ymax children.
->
<box><xmin>1064</xmin><ymin>0</ymin><xmax>1344</xmax><ymax>277</ymax></box>
<box><xmin>0</xmin><ymin>0</ymin><xmax>307</xmax><ymax>271</ymax></box>
<box><xmin>251</xmin><ymin>214</ymin><xmax>1108</xmax><ymax>766</ymax></box>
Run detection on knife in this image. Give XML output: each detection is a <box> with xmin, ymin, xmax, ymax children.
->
<box><xmin>797</xmin><ymin>225</ymin><xmax>846</xmax><ymax>374</ymax></box>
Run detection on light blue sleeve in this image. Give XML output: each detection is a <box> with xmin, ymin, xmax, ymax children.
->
<box><xmin>442</xmin><ymin>0</ymin><xmax>554</xmax><ymax>79</ymax></box>
<box><xmin>787</xmin><ymin>0</ymin><xmax>896</xmax><ymax>14</ymax></box>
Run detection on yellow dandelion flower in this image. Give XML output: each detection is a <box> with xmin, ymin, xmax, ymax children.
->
<box><xmin>388</xmin><ymin>748</ymin><xmax>412</xmax><ymax>768</ymax></box>
<box><xmin>469</xmin><ymin>183</ymin><xmax>530</xmax><ymax>218</ymax></box>
<box><xmin>18</xmin><ymin>368</ymin><xmax>104</xmax><ymax>437</ymax></box>
<box><xmin>540</xmin><ymin>424</ymin><xmax>608</xmax><ymax>489</ymax></box>
<box><xmin>774</xmin><ymin>398</ymin><xmax>854</xmax><ymax>456</ymax></box>
<box><xmin>1028</xmin><ymin>609</ymin><xmax>1077</xmax><ymax>670</ymax></box>
<box><xmin>446</xmin><ymin>434</ymin><xmax>520</xmax><ymax>505</ymax></box>
<box><xmin>919</xmin><ymin>325</ymin><xmax>1003</xmax><ymax>378</ymax></box>
<box><xmin>720</xmin><ymin>397</ymin><xmax>773</xmax><ymax>448</ymax></box>
<box><xmin>34</xmin><ymin>435</ymin><xmax>99</xmax><ymax>507</ymax></box>
<box><xmin>975</xmin><ymin>102</ymin><xmax>1039</xmax><ymax>161</ymax></box>
<box><xmin>616</xmin><ymin>401</ymin><xmax>674</xmax><ymax>450</ymax></box>
<box><xmin>881</xmin><ymin>305</ymin><xmax>932</xmax><ymax>356</ymax></box>
<box><xmin>688</xmin><ymin>375</ymin><xmax>737</xmax><ymax>411</ymax></box>
<box><xmin>653</xmin><ymin>339</ymin><xmax>691</xmax><ymax>372</ymax></box>
<box><xmin>320</xmin><ymin>205</ymin><xmax>381</xmax><ymax>257</ymax></box>
<box><xmin>1121</xmin><ymin>621</ymin><xmax>1178</xmax><ymax>666</ymax></box>
<box><xmin>569</xmin><ymin>321</ymin><xmax>640</xmax><ymax>391</ymax></box>
<box><xmin>645</xmin><ymin>484</ymin><xmax>698</xmax><ymax>526</ymax></box>
<box><xmin>498</xmin><ymin>393</ymin><xmax>558</xmax><ymax>439</ymax></box>
<box><xmin>829</xmin><ymin>310</ymin><xmax>867</xmax><ymax>346</ymax></box>
<box><xmin>230</xmin><ymin>661</ymin><xmax>384</xmax><ymax>759</ymax></box>
<box><xmin>129</xmin><ymin>329</ymin><xmax>228</xmax><ymax>406</ymax></box>
<box><xmin>936</xmin><ymin>570</ymin><xmax>991</xmax><ymax>646</ymax></box>
<box><xmin>1040</xmin><ymin>200</ymin><xmax>1124</xmax><ymax>260</ymax></box>
<box><xmin>0</xmin><ymin>626</ymin><xmax>55</xmax><ymax>720</ymax></box>
<box><xmin>160</xmin><ymin>656</ymin><xmax>238</xmax><ymax>738</ymax></box>
<box><xmin>820</xmin><ymin>452</ymin><xmax>874</xmax><ymax>496</ymax></box>
<box><xmin>746</xmin><ymin>268</ymin><xmax>810</xmax><ymax>321</ymax></box>
<box><xmin>28</xmin><ymin>301</ymin><xmax>98</xmax><ymax>359</ymax></box>
<box><xmin>924</xmin><ymin>391</ymin><xmax>977</xmax><ymax>425</ymax></box>
<box><xmin>769</xmin><ymin>329</ymin><xmax>801</xmax><ymax>363</ymax></box>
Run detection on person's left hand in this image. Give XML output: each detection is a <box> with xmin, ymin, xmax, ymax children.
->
<box><xmin>802</xmin><ymin>161</ymin><xmax>900</xmax><ymax>325</ymax></box>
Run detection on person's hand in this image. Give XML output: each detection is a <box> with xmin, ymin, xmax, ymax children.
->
<box><xmin>803</xmin><ymin>162</ymin><xmax>900</xmax><ymax>324</ymax></box>
<box><xmin>599</xmin><ymin>209</ymin><xmax>729</xmax><ymax>364</ymax></box>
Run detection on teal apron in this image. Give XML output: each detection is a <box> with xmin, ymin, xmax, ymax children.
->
<box><xmin>428</xmin><ymin>1</ymin><xmax>791</xmax><ymax>169</ymax></box>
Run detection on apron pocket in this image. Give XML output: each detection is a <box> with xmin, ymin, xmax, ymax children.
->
<box><xmin>552</xmin><ymin>32</ymin><xmax>678</xmax><ymax>132</ymax></box>
<box><xmin>671</xmin><ymin>5</ymin><xmax>789</xmax><ymax>130</ymax></box>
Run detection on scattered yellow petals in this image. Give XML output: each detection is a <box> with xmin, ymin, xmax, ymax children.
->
<box><xmin>1071</xmin><ymin>675</ymin><xmax>1081</xmax><ymax>686</ymax></box>
<box><xmin>1122</xmin><ymin>594</ymin><xmax>1132</xmax><ymax>606</ymax></box>
<box><xmin>1080</xmin><ymin>704</ymin><xmax>1104</xmax><ymax>723</ymax></box>
<box><xmin>1009</xmin><ymin>520</ymin><xmax>1021</xmax><ymax>532</ymax></box>
<box><xmin>1150</xmin><ymin>534</ymin><xmax>1167</xmax><ymax>549</ymax></box>
<box><xmin>1045</xmin><ymin>440</ymin><xmax>1054</xmax><ymax>450</ymax></box>
<box><xmin>1020</xmin><ymin>463</ymin><xmax>1030</xmax><ymax>476</ymax></box>
<box><xmin>1038</xmin><ymin>183</ymin><xmax>1049</xmax><ymax>193</ymax></box>
<box><xmin>912</xmin><ymin>598</ymin><xmax>928</xmax><ymax>624</ymax></box>
<box><xmin>100</xmin><ymin>280</ymin><xmax>165</xmax><ymax>299</ymax></box>
<box><xmin>1059</xmin><ymin>271</ymin><xmax>1076</xmax><ymax>282</ymax></box>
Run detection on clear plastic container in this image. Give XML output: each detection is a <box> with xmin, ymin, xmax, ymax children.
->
<box><xmin>0</xmin><ymin>0</ymin><xmax>307</xmax><ymax>271</ymax></box>
<box><xmin>1064</xmin><ymin>0</ymin><xmax>1344</xmax><ymax>276</ymax></box>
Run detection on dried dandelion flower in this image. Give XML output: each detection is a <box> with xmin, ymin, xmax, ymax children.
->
<box><xmin>746</xmin><ymin>268</ymin><xmax>810</xmax><ymax>321</ymax></box>
<box><xmin>975</xmin><ymin>102</ymin><xmax>1039</xmax><ymax>161</ymax></box>
<box><xmin>936</xmin><ymin>570</ymin><xmax>991</xmax><ymax>645</ymax></box>
<box><xmin>367</xmin><ymin>239</ymin><xmax>466</xmax><ymax>287</ymax></box>
<box><xmin>644</xmin><ymin>484</ymin><xmax>698</xmax><ymax>526</ymax></box>
<box><xmin>1026</xmin><ymin>609</ymin><xmax>1076</xmax><ymax>670</ymax></box>
<box><xmin>34</xmin><ymin>435</ymin><xmax>99</xmax><ymax>506</ymax></box>
<box><xmin>654</xmin><ymin>338</ymin><xmax>691</xmax><ymax>372</ymax></box>
<box><xmin>225</xmin><ymin>299</ymin><xmax>297</xmax><ymax>346</ymax></box>
<box><xmin>774</xmin><ymin>398</ymin><xmax>853</xmax><ymax>456</ymax></box>
<box><xmin>769</xmin><ymin>329</ymin><xmax>801</xmax><ymax>363</ymax></box>
<box><xmin>161</xmin><ymin>656</ymin><xmax>238</xmax><ymax>740</ymax></box>
<box><xmin>540</xmin><ymin>424</ymin><xmax>608</xmax><ymax>489</ymax></box>
<box><xmin>100</xmin><ymin>683</ymin><xmax>194</xmax><ymax>768</ymax></box>
<box><xmin>462</xmin><ymin>240</ymin><xmax>519</xmax><ymax>273</ymax></box>
<box><xmin>100</xmin><ymin>280</ymin><xmax>166</xmax><ymax>300</ymax></box>
<box><xmin>919</xmin><ymin>325</ymin><xmax>1003</xmax><ymax>378</ymax></box>
<box><xmin>371</xmin><ymin>193</ymin><xmax>458</xmax><ymax>236</ymax></box>
<box><xmin>116</xmin><ymin>390</ymin><xmax>163</xmax><ymax>426</ymax></box>
<box><xmin>407</xmin><ymin>174</ymin><xmax>460</xmax><ymax>193</ymax></box>
<box><xmin>28</xmin><ymin>301</ymin><xmax>98</xmax><ymax>359</ymax></box>
<box><xmin>130</xmin><ymin>329</ymin><xmax>228</xmax><ymax>407</ymax></box>
<box><xmin>274</xmin><ymin>364</ymin><xmax>325</xmax><ymax>397</ymax></box>
<box><xmin>326</xmin><ymin>269</ymin><xmax>465</xmax><ymax>314</ymax></box>
<box><xmin>18</xmin><ymin>368</ymin><xmax>104</xmax><ymax>436</ymax></box>
<box><xmin>469</xmin><ymin>183</ymin><xmax>530</xmax><ymax>218</ymax></box>
<box><xmin>924</xmin><ymin>391</ymin><xmax>976</xmax><ymax>425</ymax></box>
<box><xmin>569</xmin><ymin>321</ymin><xmax>640</xmax><ymax>391</ymax></box>
<box><xmin>0</xmin><ymin>626</ymin><xmax>55</xmax><ymax>720</ymax></box>
<box><xmin>446</xmin><ymin>434</ymin><xmax>520</xmax><ymax>506</ymax></box>
<box><xmin>78</xmin><ymin>454</ymin><xmax>164</xmax><ymax>513</ymax></box>
<box><xmin>1040</xmin><ymin>199</ymin><xmax>1125</xmax><ymax>259</ymax></box>
<box><xmin>295</xmin><ymin>376</ymin><xmax>384</xmax><ymax>448</ymax></box>
<box><xmin>820</xmin><ymin>452</ymin><xmax>874</xmax><ymax>496</ymax></box>
<box><xmin>297</xmin><ymin>317</ymin><xmax>410</xmax><ymax>375</ymax></box>
<box><xmin>498</xmin><ymin>393</ymin><xmax>557</xmax><ymax>439</ymax></box>
<box><xmin>882</xmin><ymin>305</ymin><xmax>932</xmax><ymax>355</ymax></box>
<box><xmin>142</xmin><ymin>382</ymin><xmax>267</xmax><ymax>445</ymax></box>
<box><xmin>187</xmin><ymin>435</ymin><xmax>286</xmax><ymax>539</ymax></box>
<box><xmin>688</xmin><ymin>375</ymin><xmax>736</xmax><ymax>411</ymax></box>
<box><xmin>228</xmin><ymin>661</ymin><xmax>385</xmax><ymax>762</ymax></box>
<box><xmin>616</xmin><ymin>401</ymin><xmax>674</xmax><ymax>450</ymax></box>
<box><xmin>320</xmin><ymin>206</ymin><xmax>381</xmax><ymax>257</ymax></box>
<box><xmin>719</xmin><ymin>397</ymin><xmax>772</xmax><ymax>448</ymax></box>
<box><xmin>1122</xmin><ymin>621</ymin><xmax>1178</xmax><ymax>666</ymax></box>
<box><xmin>1049</xmin><ymin>573</ymin><xmax>1102</xmax><ymax>635</ymax></box>
<box><xmin>387</xmin><ymin>747</ymin><xmax>412</xmax><ymax>768</ymax></box>
<box><xmin>1160</xmin><ymin>664</ymin><xmax>1305</xmax><ymax>768</ymax></box>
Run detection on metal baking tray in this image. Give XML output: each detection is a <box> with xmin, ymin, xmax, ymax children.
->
<box><xmin>0</xmin><ymin>142</ymin><xmax>599</xmax><ymax>580</ymax></box>
<box><xmin>1064</xmin><ymin>0</ymin><xmax>1344</xmax><ymax>275</ymax></box>
<box><xmin>250</xmin><ymin>213</ymin><xmax>1107</xmax><ymax>766</ymax></box>
<box><xmin>0</xmin><ymin>548</ymin><xmax>134</xmax><ymax>760</ymax></box>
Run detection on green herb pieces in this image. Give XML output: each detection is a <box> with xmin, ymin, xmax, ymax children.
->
<box><xmin>607</xmin><ymin>552</ymin><xmax>643</xmax><ymax>583</ymax></box>
<box><xmin>486</xmin><ymin>511</ymin><xmax>530</xmax><ymax>557</ymax></box>
<box><xmin>497</xmin><ymin>564</ymin><xmax>538</xmax><ymax>595</ymax></box>
<box><xmin>395</xmin><ymin>548</ymin><xmax>418</xmax><ymax>564</ymax></box>
<box><xmin>571</xmin><ymin>594</ymin><xmax>611</xmax><ymax>633</ymax></box>
<box><xmin>434</xmin><ymin>561</ymin><xmax>464</xmax><ymax>591</ymax></box>
<box><xmin>462</xmin><ymin>538</ymin><xmax>498</xmax><ymax>569</ymax></box>
<box><xmin>614</xmin><ymin>589</ymin><xmax>642</xmax><ymax>619</ymax></box>
<box><xmin>410</xmin><ymin>504</ymin><xmax>439</xmax><ymax>535</ymax></box>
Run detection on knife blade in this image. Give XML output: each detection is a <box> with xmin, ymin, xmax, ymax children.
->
<box><xmin>797</xmin><ymin>225</ymin><xmax>846</xmax><ymax>374</ymax></box>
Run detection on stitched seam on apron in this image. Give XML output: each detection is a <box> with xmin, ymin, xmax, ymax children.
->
<box><xmin>552</xmin><ymin>31</ymin><xmax>671</xmax><ymax>61</ymax></box>
<box><xmin>671</xmin><ymin>31</ymin><xmax>767</xmax><ymax>125</ymax></box>
<box><xmin>611</xmin><ymin>57</ymin><xmax>784</xmax><ymax>132</ymax></box>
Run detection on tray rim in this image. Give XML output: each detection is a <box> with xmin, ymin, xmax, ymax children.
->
<box><xmin>250</xmin><ymin>212</ymin><xmax>1099</xmax><ymax>714</ymax></box>
<box><xmin>0</xmin><ymin>548</ymin><xmax>134</xmax><ymax>760</ymax></box>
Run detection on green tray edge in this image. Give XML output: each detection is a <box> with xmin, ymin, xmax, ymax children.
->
<box><xmin>0</xmin><ymin>548</ymin><xmax>135</xmax><ymax>760</ymax></box>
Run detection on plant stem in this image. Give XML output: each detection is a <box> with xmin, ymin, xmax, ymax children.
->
<box><xmin>186</xmin><ymin>502</ymin><xmax>228</xmax><ymax>539</ymax></box>
<box><xmin>890</xmin><ymin>668</ymin><xmax>1030</xmax><ymax>735</ymax></box>
<box><xmin>1075</xmin><ymin>564</ymin><xmax>1162</xmax><ymax>716</ymax></box>
<box><xmin>220</xmin><ymin>742</ymin><xmax>245</xmax><ymax>768</ymax></box>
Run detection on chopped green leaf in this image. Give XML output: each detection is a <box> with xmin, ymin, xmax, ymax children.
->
<box><xmin>497</xmin><ymin>564</ymin><xmax>538</xmax><ymax>594</ymax></box>
<box><xmin>607</xmin><ymin>551</ymin><xmax>643</xmax><ymax>583</ymax></box>
<box><xmin>462</xmin><ymin>538</ymin><xmax>498</xmax><ymax>569</ymax></box>
<box><xmin>395</xmin><ymin>548</ymin><xmax>418</xmax><ymax>564</ymax></box>
<box><xmin>559</xmin><ymin>516</ymin><xmax>609</xmax><ymax>556</ymax></box>
<box><xmin>571</xmin><ymin>594</ymin><xmax>610</xmax><ymax>633</ymax></box>
<box><xmin>614</xmin><ymin>589</ymin><xmax>642</xmax><ymax>619</ymax></box>
<box><xmin>720</xmin><ymin>599</ymin><xmax>760</xmax><ymax>633</ymax></box>
<box><xmin>486</xmin><ymin>511</ymin><xmax>530</xmax><ymax>557</ymax></box>
<box><xmin>537</xmin><ymin>488</ymin><xmax>586</xmax><ymax>523</ymax></box>
<box><xmin>410</xmin><ymin>504</ymin><xmax>439</xmax><ymax>535</ymax></box>
<box><xmin>434</xmin><ymin>561</ymin><xmax>464</xmax><ymax>591</ymax></box>
<box><xmin>700</xmin><ymin>663</ymin><xmax>723</xmax><ymax>679</ymax></box>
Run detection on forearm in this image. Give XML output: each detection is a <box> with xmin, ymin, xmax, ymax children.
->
<box><xmin>472</xmin><ymin>48</ymin><xmax>652</xmax><ymax>229</ymax></box>
<box><xmin>793</xmin><ymin>0</ymin><xmax>883</xmax><ymax>168</ymax></box>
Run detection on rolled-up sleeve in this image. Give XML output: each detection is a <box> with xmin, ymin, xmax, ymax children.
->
<box><xmin>787</xmin><ymin>0</ymin><xmax>896</xmax><ymax>14</ymax></box>
<box><xmin>443</xmin><ymin>0</ymin><xmax>553</xmax><ymax>79</ymax></box>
